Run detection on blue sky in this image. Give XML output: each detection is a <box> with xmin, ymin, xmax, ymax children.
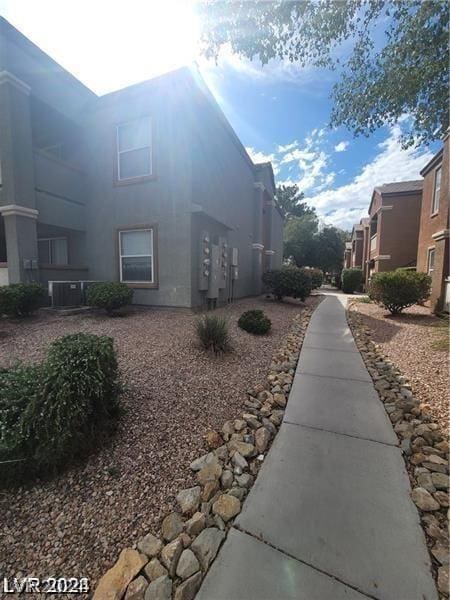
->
<box><xmin>0</xmin><ymin>0</ymin><xmax>439</xmax><ymax>230</ymax></box>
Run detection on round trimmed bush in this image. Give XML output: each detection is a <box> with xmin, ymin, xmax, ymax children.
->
<box><xmin>302</xmin><ymin>267</ymin><xmax>323</xmax><ymax>290</ymax></box>
<box><xmin>238</xmin><ymin>309</ymin><xmax>271</xmax><ymax>335</ymax></box>
<box><xmin>262</xmin><ymin>266</ymin><xmax>312</xmax><ymax>301</ymax></box>
<box><xmin>341</xmin><ymin>268</ymin><xmax>363</xmax><ymax>293</ymax></box>
<box><xmin>369</xmin><ymin>270</ymin><xmax>431</xmax><ymax>314</ymax></box>
<box><xmin>87</xmin><ymin>281</ymin><xmax>133</xmax><ymax>315</ymax></box>
<box><xmin>0</xmin><ymin>283</ymin><xmax>46</xmax><ymax>317</ymax></box>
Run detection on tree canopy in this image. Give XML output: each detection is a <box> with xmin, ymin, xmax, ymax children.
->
<box><xmin>197</xmin><ymin>0</ymin><xmax>449</xmax><ymax>147</ymax></box>
<box><xmin>276</xmin><ymin>184</ymin><xmax>315</xmax><ymax>219</ymax></box>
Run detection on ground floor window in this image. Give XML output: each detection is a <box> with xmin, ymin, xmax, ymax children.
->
<box><xmin>38</xmin><ymin>237</ymin><xmax>68</xmax><ymax>265</ymax></box>
<box><xmin>119</xmin><ymin>228</ymin><xmax>154</xmax><ymax>283</ymax></box>
<box><xmin>427</xmin><ymin>247</ymin><xmax>435</xmax><ymax>276</ymax></box>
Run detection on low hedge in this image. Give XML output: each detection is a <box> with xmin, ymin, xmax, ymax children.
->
<box><xmin>262</xmin><ymin>266</ymin><xmax>312</xmax><ymax>301</ymax></box>
<box><xmin>87</xmin><ymin>282</ymin><xmax>133</xmax><ymax>315</ymax></box>
<box><xmin>0</xmin><ymin>333</ymin><xmax>121</xmax><ymax>480</ymax></box>
<box><xmin>341</xmin><ymin>268</ymin><xmax>363</xmax><ymax>294</ymax></box>
<box><xmin>238</xmin><ymin>309</ymin><xmax>271</xmax><ymax>335</ymax></box>
<box><xmin>369</xmin><ymin>270</ymin><xmax>431</xmax><ymax>314</ymax></box>
<box><xmin>0</xmin><ymin>283</ymin><xmax>46</xmax><ymax>317</ymax></box>
<box><xmin>302</xmin><ymin>267</ymin><xmax>324</xmax><ymax>290</ymax></box>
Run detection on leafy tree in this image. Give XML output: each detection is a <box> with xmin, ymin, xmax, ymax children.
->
<box><xmin>276</xmin><ymin>184</ymin><xmax>314</xmax><ymax>219</ymax></box>
<box><xmin>283</xmin><ymin>213</ymin><xmax>318</xmax><ymax>266</ymax></box>
<box><xmin>198</xmin><ymin>0</ymin><xmax>449</xmax><ymax>146</ymax></box>
<box><xmin>312</xmin><ymin>227</ymin><xmax>346</xmax><ymax>273</ymax></box>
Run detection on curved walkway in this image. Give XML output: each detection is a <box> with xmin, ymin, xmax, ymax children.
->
<box><xmin>196</xmin><ymin>293</ymin><xmax>437</xmax><ymax>600</ymax></box>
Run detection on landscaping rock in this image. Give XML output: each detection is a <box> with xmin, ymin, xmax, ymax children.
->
<box><xmin>161</xmin><ymin>513</ymin><xmax>184</xmax><ymax>542</ymax></box>
<box><xmin>411</xmin><ymin>487</ymin><xmax>440</xmax><ymax>511</ymax></box>
<box><xmin>234</xmin><ymin>419</ymin><xmax>247</xmax><ymax>431</ymax></box>
<box><xmin>220</xmin><ymin>470</ymin><xmax>234</xmax><ymax>489</ymax></box>
<box><xmin>262</xmin><ymin>418</ymin><xmax>277</xmax><ymax>436</ymax></box>
<box><xmin>144</xmin><ymin>575</ymin><xmax>172</xmax><ymax>600</ymax></box>
<box><xmin>416</xmin><ymin>472</ymin><xmax>435</xmax><ymax>493</ymax></box>
<box><xmin>202</xmin><ymin>480</ymin><xmax>219</xmax><ymax>502</ymax></box>
<box><xmin>255</xmin><ymin>427</ymin><xmax>271</xmax><ymax>453</ymax></box>
<box><xmin>191</xmin><ymin>528</ymin><xmax>225</xmax><ymax>571</ymax></box>
<box><xmin>125</xmin><ymin>576</ymin><xmax>147</xmax><ymax>600</ymax></box>
<box><xmin>235</xmin><ymin>473</ymin><xmax>253</xmax><ymax>489</ymax></box>
<box><xmin>231</xmin><ymin>451</ymin><xmax>248</xmax><ymax>470</ymax></box>
<box><xmin>177</xmin><ymin>487</ymin><xmax>201</xmax><ymax>515</ymax></box>
<box><xmin>144</xmin><ymin>558</ymin><xmax>167</xmax><ymax>582</ymax></box>
<box><xmin>227</xmin><ymin>487</ymin><xmax>246</xmax><ymax>501</ymax></box>
<box><xmin>176</xmin><ymin>549</ymin><xmax>200</xmax><ymax>580</ymax></box>
<box><xmin>270</xmin><ymin>410</ymin><xmax>284</xmax><ymax>426</ymax></box>
<box><xmin>434</xmin><ymin>491</ymin><xmax>450</xmax><ymax>508</ymax></box>
<box><xmin>94</xmin><ymin>549</ymin><xmax>147</xmax><ymax>600</ymax></box>
<box><xmin>273</xmin><ymin>393</ymin><xmax>286</xmax><ymax>408</ymax></box>
<box><xmin>438</xmin><ymin>565</ymin><xmax>449</xmax><ymax>596</ymax></box>
<box><xmin>204</xmin><ymin>430</ymin><xmax>223</xmax><ymax>449</ymax></box>
<box><xmin>185</xmin><ymin>512</ymin><xmax>206</xmax><ymax>537</ymax></box>
<box><xmin>137</xmin><ymin>533</ymin><xmax>163</xmax><ymax>558</ymax></box>
<box><xmin>174</xmin><ymin>572</ymin><xmax>203</xmax><ymax>600</ymax></box>
<box><xmin>160</xmin><ymin>538</ymin><xmax>183</xmax><ymax>577</ymax></box>
<box><xmin>431</xmin><ymin>473</ymin><xmax>449</xmax><ymax>490</ymax></box>
<box><xmin>228</xmin><ymin>440</ymin><xmax>255</xmax><ymax>458</ymax></box>
<box><xmin>431</xmin><ymin>544</ymin><xmax>449</xmax><ymax>566</ymax></box>
<box><xmin>212</xmin><ymin>494</ymin><xmax>241</xmax><ymax>522</ymax></box>
<box><xmin>197</xmin><ymin>462</ymin><xmax>222</xmax><ymax>485</ymax></box>
<box><xmin>190</xmin><ymin>453</ymin><xmax>216</xmax><ymax>472</ymax></box>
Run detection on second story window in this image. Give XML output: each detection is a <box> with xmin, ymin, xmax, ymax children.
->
<box><xmin>116</xmin><ymin>117</ymin><xmax>152</xmax><ymax>181</ymax></box>
<box><xmin>432</xmin><ymin>166</ymin><xmax>441</xmax><ymax>214</ymax></box>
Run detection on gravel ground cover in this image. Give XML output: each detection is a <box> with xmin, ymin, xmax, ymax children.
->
<box><xmin>349</xmin><ymin>300</ymin><xmax>449</xmax><ymax>431</ymax></box>
<box><xmin>0</xmin><ymin>295</ymin><xmax>319</xmax><ymax>592</ymax></box>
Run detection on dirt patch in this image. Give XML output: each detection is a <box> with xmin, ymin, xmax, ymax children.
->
<box><xmin>349</xmin><ymin>301</ymin><xmax>449</xmax><ymax>431</ymax></box>
<box><xmin>0</xmin><ymin>295</ymin><xmax>320</xmax><ymax>591</ymax></box>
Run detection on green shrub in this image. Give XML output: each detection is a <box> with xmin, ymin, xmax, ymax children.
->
<box><xmin>341</xmin><ymin>268</ymin><xmax>363</xmax><ymax>293</ymax></box>
<box><xmin>196</xmin><ymin>315</ymin><xmax>230</xmax><ymax>353</ymax></box>
<box><xmin>0</xmin><ymin>283</ymin><xmax>46</xmax><ymax>317</ymax></box>
<box><xmin>302</xmin><ymin>267</ymin><xmax>323</xmax><ymax>289</ymax></box>
<box><xmin>369</xmin><ymin>270</ymin><xmax>431</xmax><ymax>315</ymax></box>
<box><xmin>238</xmin><ymin>309</ymin><xmax>271</xmax><ymax>335</ymax></box>
<box><xmin>87</xmin><ymin>281</ymin><xmax>133</xmax><ymax>315</ymax></box>
<box><xmin>0</xmin><ymin>333</ymin><xmax>121</xmax><ymax>479</ymax></box>
<box><xmin>262</xmin><ymin>266</ymin><xmax>312</xmax><ymax>301</ymax></box>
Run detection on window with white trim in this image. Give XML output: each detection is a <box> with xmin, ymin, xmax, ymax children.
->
<box><xmin>427</xmin><ymin>247</ymin><xmax>435</xmax><ymax>276</ymax></box>
<box><xmin>119</xmin><ymin>228</ymin><xmax>154</xmax><ymax>283</ymax></box>
<box><xmin>432</xmin><ymin>167</ymin><xmax>441</xmax><ymax>214</ymax></box>
<box><xmin>38</xmin><ymin>238</ymin><xmax>68</xmax><ymax>265</ymax></box>
<box><xmin>116</xmin><ymin>117</ymin><xmax>152</xmax><ymax>181</ymax></box>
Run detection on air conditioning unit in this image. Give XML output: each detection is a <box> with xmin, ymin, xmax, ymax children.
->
<box><xmin>48</xmin><ymin>281</ymin><xmax>82</xmax><ymax>308</ymax></box>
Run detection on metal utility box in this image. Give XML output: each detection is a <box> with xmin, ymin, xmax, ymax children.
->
<box><xmin>199</xmin><ymin>231</ymin><xmax>211</xmax><ymax>291</ymax></box>
<box><xmin>48</xmin><ymin>281</ymin><xmax>82</xmax><ymax>308</ymax></box>
<box><xmin>207</xmin><ymin>244</ymin><xmax>221</xmax><ymax>299</ymax></box>
<box><xmin>218</xmin><ymin>237</ymin><xmax>228</xmax><ymax>290</ymax></box>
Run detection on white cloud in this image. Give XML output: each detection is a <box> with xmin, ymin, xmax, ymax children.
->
<box><xmin>245</xmin><ymin>147</ymin><xmax>279</xmax><ymax>174</ymax></box>
<box><xmin>334</xmin><ymin>141</ymin><xmax>349</xmax><ymax>152</ymax></box>
<box><xmin>307</xmin><ymin>124</ymin><xmax>434</xmax><ymax>230</ymax></box>
<box><xmin>277</xmin><ymin>141</ymin><xmax>298</xmax><ymax>153</ymax></box>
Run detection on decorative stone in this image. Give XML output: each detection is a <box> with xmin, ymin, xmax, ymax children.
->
<box><xmin>228</xmin><ymin>440</ymin><xmax>255</xmax><ymax>458</ymax></box>
<box><xmin>197</xmin><ymin>462</ymin><xmax>222</xmax><ymax>485</ymax></box>
<box><xmin>185</xmin><ymin>512</ymin><xmax>206</xmax><ymax>537</ymax></box>
<box><xmin>242</xmin><ymin>413</ymin><xmax>260</xmax><ymax>429</ymax></box>
<box><xmin>161</xmin><ymin>513</ymin><xmax>184</xmax><ymax>542</ymax></box>
<box><xmin>214</xmin><ymin>444</ymin><xmax>228</xmax><ymax>461</ymax></box>
<box><xmin>204</xmin><ymin>430</ymin><xmax>223</xmax><ymax>449</ymax></box>
<box><xmin>227</xmin><ymin>487</ymin><xmax>246</xmax><ymax>501</ymax></box>
<box><xmin>411</xmin><ymin>487</ymin><xmax>440</xmax><ymax>511</ymax></box>
<box><xmin>174</xmin><ymin>572</ymin><xmax>203</xmax><ymax>600</ymax></box>
<box><xmin>177</xmin><ymin>487</ymin><xmax>201</xmax><ymax>515</ymax></box>
<box><xmin>431</xmin><ymin>472</ymin><xmax>449</xmax><ymax>490</ymax></box>
<box><xmin>231</xmin><ymin>451</ymin><xmax>248</xmax><ymax>471</ymax></box>
<box><xmin>438</xmin><ymin>565</ymin><xmax>449</xmax><ymax>595</ymax></box>
<box><xmin>190</xmin><ymin>453</ymin><xmax>216</xmax><ymax>472</ymax></box>
<box><xmin>255</xmin><ymin>427</ymin><xmax>271</xmax><ymax>453</ymax></box>
<box><xmin>434</xmin><ymin>491</ymin><xmax>450</xmax><ymax>507</ymax></box>
<box><xmin>234</xmin><ymin>419</ymin><xmax>247</xmax><ymax>431</ymax></box>
<box><xmin>176</xmin><ymin>549</ymin><xmax>200</xmax><ymax>580</ymax></box>
<box><xmin>235</xmin><ymin>473</ymin><xmax>253</xmax><ymax>488</ymax></box>
<box><xmin>273</xmin><ymin>393</ymin><xmax>286</xmax><ymax>408</ymax></box>
<box><xmin>262</xmin><ymin>418</ymin><xmax>277</xmax><ymax>436</ymax></box>
<box><xmin>137</xmin><ymin>533</ymin><xmax>163</xmax><ymax>558</ymax></box>
<box><xmin>144</xmin><ymin>558</ymin><xmax>167</xmax><ymax>582</ymax></box>
<box><xmin>160</xmin><ymin>538</ymin><xmax>183</xmax><ymax>577</ymax></box>
<box><xmin>144</xmin><ymin>575</ymin><xmax>172</xmax><ymax>600</ymax></box>
<box><xmin>202</xmin><ymin>480</ymin><xmax>219</xmax><ymax>502</ymax></box>
<box><xmin>125</xmin><ymin>576</ymin><xmax>147</xmax><ymax>600</ymax></box>
<box><xmin>431</xmin><ymin>544</ymin><xmax>450</xmax><ymax>565</ymax></box>
<box><xmin>212</xmin><ymin>494</ymin><xmax>241</xmax><ymax>522</ymax></box>
<box><xmin>191</xmin><ymin>527</ymin><xmax>225</xmax><ymax>571</ymax></box>
<box><xmin>416</xmin><ymin>472</ymin><xmax>435</xmax><ymax>493</ymax></box>
<box><xmin>94</xmin><ymin>549</ymin><xmax>147</xmax><ymax>600</ymax></box>
<box><xmin>220</xmin><ymin>470</ymin><xmax>234</xmax><ymax>489</ymax></box>
<box><xmin>270</xmin><ymin>410</ymin><xmax>284</xmax><ymax>426</ymax></box>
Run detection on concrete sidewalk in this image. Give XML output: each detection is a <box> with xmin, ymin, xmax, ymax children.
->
<box><xmin>196</xmin><ymin>293</ymin><xmax>437</xmax><ymax>600</ymax></box>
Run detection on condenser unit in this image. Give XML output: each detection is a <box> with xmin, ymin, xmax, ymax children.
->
<box><xmin>48</xmin><ymin>281</ymin><xmax>82</xmax><ymax>308</ymax></box>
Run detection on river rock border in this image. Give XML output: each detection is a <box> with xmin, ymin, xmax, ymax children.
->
<box><xmin>347</xmin><ymin>304</ymin><xmax>449</xmax><ymax>599</ymax></box>
<box><xmin>93</xmin><ymin>303</ymin><xmax>317</xmax><ymax>600</ymax></box>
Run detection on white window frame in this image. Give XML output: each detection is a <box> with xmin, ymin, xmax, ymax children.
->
<box><xmin>119</xmin><ymin>228</ymin><xmax>154</xmax><ymax>284</ymax></box>
<box><xmin>427</xmin><ymin>247</ymin><xmax>435</xmax><ymax>276</ymax></box>
<box><xmin>432</xmin><ymin>166</ymin><xmax>441</xmax><ymax>215</ymax></box>
<box><xmin>116</xmin><ymin>117</ymin><xmax>152</xmax><ymax>181</ymax></box>
<box><xmin>37</xmin><ymin>237</ymin><xmax>68</xmax><ymax>265</ymax></box>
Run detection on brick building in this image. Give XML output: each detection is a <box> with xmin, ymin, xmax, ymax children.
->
<box><xmin>416</xmin><ymin>135</ymin><xmax>449</xmax><ymax>312</ymax></box>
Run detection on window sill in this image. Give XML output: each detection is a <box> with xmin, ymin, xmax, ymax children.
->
<box><xmin>114</xmin><ymin>174</ymin><xmax>156</xmax><ymax>187</ymax></box>
<box><xmin>39</xmin><ymin>264</ymin><xmax>89</xmax><ymax>270</ymax></box>
<box><xmin>122</xmin><ymin>281</ymin><xmax>158</xmax><ymax>289</ymax></box>
<box><xmin>430</xmin><ymin>211</ymin><xmax>439</xmax><ymax>218</ymax></box>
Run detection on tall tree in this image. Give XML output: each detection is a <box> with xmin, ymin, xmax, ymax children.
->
<box><xmin>276</xmin><ymin>184</ymin><xmax>314</xmax><ymax>219</ymax></box>
<box><xmin>198</xmin><ymin>1</ymin><xmax>449</xmax><ymax>147</ymax></box>
<box><xmin>283</xmin><ymin>213</ymin><xmax>318</xmax><ymax>267</ymax></box>
<box><xmin>312</xmin><ymin>227</ymin><xmax>346</xmax><ymax>273</ymax></box>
